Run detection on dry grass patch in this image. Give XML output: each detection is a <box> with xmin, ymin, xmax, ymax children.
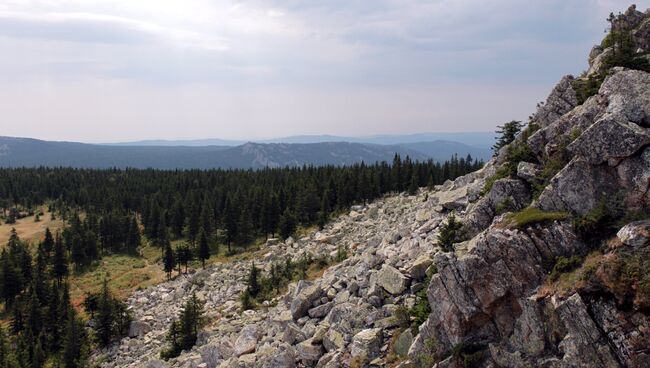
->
<box><xmin>538</xmin><ymin>251</ymin><xmax>604</xmax><ymax>298</ymax></box>
<box><xmin>69</xmin><ymin>245</ymin><xmax>166</xmax><ymax>310</ymax></box>
<box><xmin>0</xmin><ymin>209</ymin><xmax>63</xmax><ymax>245</ymax></box>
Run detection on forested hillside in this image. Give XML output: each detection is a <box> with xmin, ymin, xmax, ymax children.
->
<box><xmin>0</xmin><ymin>154</ymin><xmax>482</xmax><ymax>368</ymax></box>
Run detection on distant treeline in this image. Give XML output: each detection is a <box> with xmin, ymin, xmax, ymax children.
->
<box><xmin>0</xmin><ymin>155</ymin><xmax>482</xmax><ymax>251</ymax></box>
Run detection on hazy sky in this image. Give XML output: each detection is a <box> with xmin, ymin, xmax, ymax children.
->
<box><xmin>0</xmin><ymin>0</ymin><xmax>646</xmax><ymax>142</ymax></box>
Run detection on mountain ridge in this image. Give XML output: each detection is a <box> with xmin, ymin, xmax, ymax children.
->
<box><xmin>0</xmin><ymin>136</ymin><xmax>491</xmax><ymax>169</ymax></box>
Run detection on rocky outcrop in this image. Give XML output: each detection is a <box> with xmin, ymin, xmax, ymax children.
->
<box><xmin>464</xmin><ymin>178</ymin><xmax>530</xmax><ymax>236</ymax></box>
<box><xmin>531</xmin><ymin>75</ymin><xmax>578</xmax><ymax>129</ymax></box>
<box><xmin>92</xmin><ymin>6</ymin><xmax>650</xmax><ymax>368</ymax></box>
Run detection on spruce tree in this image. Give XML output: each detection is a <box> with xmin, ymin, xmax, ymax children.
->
<box><xmin>278</xmin><ymin>208</ymin><xmax>296</xmax><ymax>240</ymax></box>
<box><xmin>95</xmin><ymin>279</ymin><xmax>114</xmax><ymax>346</ymax></box>
<box><xmin>197</xmin><ymin>228</ymin><xmax>210</xmax><ymax>269</ymax></box>
<box><xmin>163</xmin><ymin>241</ymin><xmax>175</xmax><ymax>280</ymax></box>
<box><xmin>42</xmin><ymin>228</ymin><xmax>55</xmax><ymax>254</ymax></box>
<box><xmin>438</xmin><ymin>213</ymin><xmax>464</xmax><ymax>252</ymax></box>
<box><xmin>492</xmin><ymin>120</ymin><xmax>523</xmax><ymax>154</ymax></box>
<box><xmin>125</xmin><ymin>216</ymin><xmax>140</xmax><ymax>254</ymax></box>
<box><xmin>0</xmin><ymin>327</ymin><xmax>15</xmax><ymax>368</ymax></box>
<box><xmin>246</xmin><ymin>262</ymin><xmax>260</xmax><ymax>298</ymax></box>
<box><xmin>62</xmin><ymin>308</ymin><xmax>89</xmax><ymax>368</ymax></box>
<box><xmin>52</xmin><ymin>234</ymin><xmax>69</xmax><ymax>282</ymax></box>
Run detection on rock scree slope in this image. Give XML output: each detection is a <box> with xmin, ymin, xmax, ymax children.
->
<box><xmin>94</xmin><ymin>5</ymin><xmax>650</xmax><ymax>368</ymax></box>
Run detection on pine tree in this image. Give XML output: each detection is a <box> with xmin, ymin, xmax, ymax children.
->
<box><xmin>163</xmin><ymin>241</ymin><xmax>175</xmax><ymax>280</ymax></box>
<box><xmin>278</xmin><ymin>208</ymin><xmax>296</xmax><ymax>240</ymax></box>
<box><xmin>170</xmin><ymin>198</ymin><xmax>185</xmax><ymax>239</ymax></box>
<box><xmin>125</xmin><ymin>216</ymin><xmax>140</xmax><ymax>254</ymax></box>
<box><xmin>1</xmin><ymin>250</ymin><xmax>20</xmax><ymax>310</ymax></box>
<box><xmin>0</xmin><ymin>327</ymin><xmax>15</xmax><ymax>368</ymax></box>
<box><xmin>161</xmin><ymin>294</ymin><xmax>204</xmax><ymax>360</ymax></box>
<box><xmin>52</xmin><ymin>234</ymin><xmax>69</xmax><ymax>282</ymax></box>
<box><xmin>236</xmin><ymin>206</ymin><xmax>254</xmax><ymax>247</ymax></box>
<box><xmin>32</xmin><ymin>336</ymin><xmax>46</xmax><ymax>368</ymax></box>
<box><xmin>492</xmin><ymin>120</ymin><xmax>523</xmax><ymax>154</ymax></box>
<box><xmin>197</xmin><ymin>228</ymin><xmax>210</xmax><ymax>269</ymax></box>
<box><xmin>408</xmin><ymin>171</ymin><xmax>419</xmax><ymax>195</ymax></box>
<box><xmin>62</xmin><ymin>308</ymin><xmax>89</xmax><ymax>368</ymax></box>
<box><xmin>95</xmin><ymin>279</ymin><xmax>114</xmax><ymax>346</ymax></box>
<box><xmin>42</xmin><ymin>227</ymin><xmax>55</xmax><ymax>254</ymax></box>
<box><xmin>246</xmin><ymin>262</ymin><xmax>260</xmax><ymax>298</ymax></box>
<box><xmin>438</xmin><ymin>213</ymin><xmax>464</xmax><ymax>252</ymax></box>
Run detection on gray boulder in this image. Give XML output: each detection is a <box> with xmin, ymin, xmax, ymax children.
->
<box><xmin>516</xmin><ymin>162</ymin><xmax>541</xmax><ymax>182</ymax></box>
<box><xmin>568</xmin><ymin>114</ymin><xmax>650</xmax><ymax>165</ymax></box>
<box><xmin>376</xmin><ymin>265</ymin><xmax>409</xmax><ymax>295</ymax></box>
<box><xmin>128</xmin><ymin>321</ymin><xmax>152</xmax><ymax>338</ymax></box>
<box><xmin>290</xmin><ymin>281</ymin><xmax>323</xmax><ymax>320</ymax></box>
<box><xmin>393</xmin><ymin>329</ymin><xmax>413</xmax><ymax>358</ymax></box>
<box><xmin>350</xmin><ymin>328</ymin><xmax>382</xmax><ymax>360</ymax></box>
<box><xmin>233</xmin><ymin>325</ymin><xmax>260</xmax><ymax>357</ymax></box>
<box><xmin>617</xmin><ymin>220</ymin><xmax>650</xmax><ymax>248</ymax></box>
<box><xmin>295</xmin><ymin>338</ymin><xmax>325</xmax><ymax>365</ymax></box>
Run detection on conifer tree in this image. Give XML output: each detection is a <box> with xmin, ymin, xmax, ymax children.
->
<box><xmin>163</xmin><ymin>241</ymin><xmax>175</xmax><ymax>280</ymax></box>
<box><xmin>0</xmin><ymin>327</ymin><xmax>15</xmax><ymax>368</ymax></box>
<box><xmin>62</xmin><ymin>308</ymin><xmax>89</xmax><ymax>368</ymax></box>
<box><xmin>42</xmin><ymin>227</ymin><xmax>55</xmax><ymax>255</ymax></box>
<box><xmin>246</xmin><ymin>262</ymin><xmax>260</xmax><ymax>298</ymax></box>
<box><xmin>52</xmin><ymin>234</ymin><xmax>69</xmax><ymax>282</ymax></box>
<box><xmin>95</xmin><ymin>279</ymin><xmax>114</xmax><ymax>346</ymax></box>
<box><xmin>197</xmin><ymin>228</ymin><xmax>210</xmax><ymax>269</ymax></box>
<box><xmin>492</xmin><ymin>120</ymin><xmax>523</xmax><ymax>154</ymax></box>
<box><xmin>278</xmin><ymin>208</ymin><xmax>296</xmax><ymax>240</ymax></box>
<box><xmin>125</xmin><ymin>216</ymin><xmax>140</xmax><ymax>254</ymax></box>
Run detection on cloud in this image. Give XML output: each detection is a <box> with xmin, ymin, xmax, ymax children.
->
<box><xmin>0</xmin><ymin>10</ymin><xmax>227</xmax><ymax>49</ymax></box>
<box><xmin>1</xmin><ymin>0</ymin><xmax>649</xmax><ymax>141</ymax></box>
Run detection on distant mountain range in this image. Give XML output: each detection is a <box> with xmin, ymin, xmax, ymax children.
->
<box><xmin>108</xmin><ymin>132</ymin><xmax>495</xmax><ymax>148</ymax></box>
<box><xmin>0</xmin><ymin>136</ymin><xmax>493</xmax><ymax>169</ymax></box>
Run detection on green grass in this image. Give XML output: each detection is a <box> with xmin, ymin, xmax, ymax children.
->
<box><xmin>549</xmin><ymin>256</ymin><xmax>583</xmax><ymax>281</ymax></box>
<box><xmin>506</xmin><ymin>207</ymin><xmax>569</xmax><ymax>229</ymax></box>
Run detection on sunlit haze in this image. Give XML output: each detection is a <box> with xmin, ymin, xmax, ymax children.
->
<box><xmin>1</xmin><ymin>0</ymin><xmax>646</xmax><ymax>142</ymax></box>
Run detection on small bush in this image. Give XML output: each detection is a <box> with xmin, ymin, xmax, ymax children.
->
<box><xmin>507</xmin><ymin>207</ymin><xmax>569</xmax><ymax>229</ymax></box>
<box><xmin>572</xmin><ymin>75</ymin><xmax>605</xmax><ymax>105</ymax></box>
<box><xmin>335</xmin><ymin>245</ymin><xmax>348</xmax><ymax>263</ymax></box>
<box><xmin>408</xmin><ymin>274</ymin><xmax>432</xmax><ymax>334</ymax></box>
<box><xmin>549</xmin><ymin>256</ymin><xmax>583</xmax><ymax>281</ymax></box>
<box><xmin>572</xmin><ymin>196</ymin><xmax>626</xmax><ymax>240</ymax></box>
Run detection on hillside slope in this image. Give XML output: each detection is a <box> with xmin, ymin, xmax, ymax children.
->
<box><xmin>93</xmin><ymin>5</ymin><xmax>650</xmax><ymax>368</ymax></box>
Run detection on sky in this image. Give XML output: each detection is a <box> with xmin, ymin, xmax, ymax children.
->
<box><xmin>0</xmin><ymin>0</ymin><xmax>647</xmax><ymax>143</ymax></box>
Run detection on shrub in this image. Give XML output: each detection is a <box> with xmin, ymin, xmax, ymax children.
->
<box><xmin>572</xmin><ymin>75</ymin><xmax>605</xmax><ymax>105</ymax></box>
<box><xmin>597</xmin><ymin>250</ymin><xmax>650</xmax><ymax>310</ymax></box>
<box><xmin>409</xmin><ymin>274</ymin><xmax>432</xmax><ymax>334</ymax></box>
<box><xmin>507</xmin><ymin>207</ymin><xmax>569</xmax><ymax>229</ymax></box>
<box><xmin>335</xmin><ymin>245</ymin><xmax>348</xmax><ymax>263</ymax></box>
<box><xmin>549</xmin><ymin>256</ymin><xmax>583</xmax><ymax>281</ymax></box>
<box><xmin>572</xmin><ymin>197</ymin><xmax>625</xmax><ymax>240</ymax></box>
